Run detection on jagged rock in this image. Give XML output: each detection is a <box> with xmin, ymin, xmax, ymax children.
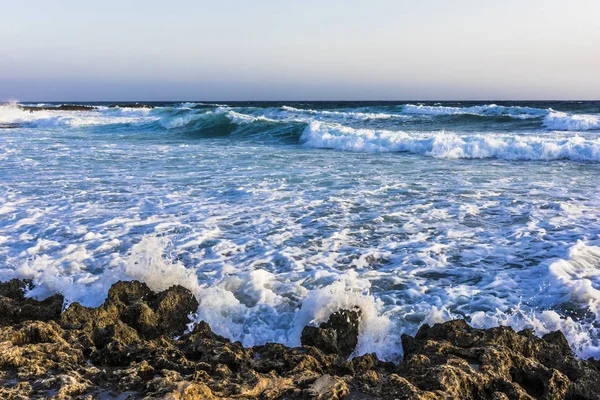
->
<box><xmin>2</xmin><ymin>279</ymin><xmax>600</xmax><ymax>399</ymax></box>
<box><xmin>301</xmin><ymin>309</ymin><xmax>361</xmax><ymax>358</ymax></box>
<box><xmin>400</xmin><ymin>319</ymin><xmax>600</xmax><ymax>399</ymax></box>
<box><xmin>0</xmin><ymin>279</ymin><xmax>32</xmax><ymax>298</ymax></box>
<box><xmin>0</xmin><ymin>279</ymin><xmax>63</xmax><ymax>325</ymax></box>
<box><xmin>61</xmin><ymin>280</ymin><xmax>198</xmax><ymax>339</ymax></box>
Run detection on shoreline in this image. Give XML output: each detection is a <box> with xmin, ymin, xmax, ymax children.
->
<box><xmin>1</xmin><ymin>279</ymin><xmax>599</xmax><ymax>399</ymax></box>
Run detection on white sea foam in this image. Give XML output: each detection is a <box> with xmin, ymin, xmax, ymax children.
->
<box><xmin>547</xmin><ymin>242</ymin><xmax>600</xmax><ymax>316</ymax></box>
<box><xmin>159</xmin><ymin>111</ymin><xmax>213</xmax><ymax>129</ymax></box>
<box><xmin>291</xmin><ymin>270</ymin><xmax>400</xmax><ymax>358</ymax></box>
<box><xmin>5</xmin><ymin>235</ymin><xmax>599</xmax><ymax>360</ymax></box>
<box><xmin>401</xmin><ymin>103</ymin><xmax>548</xmax><ymax>119</ymax></box>
<box><xmin>3</xmin><ymin>102</ymin><xmax>599</xmax><ymax>133</ymax></box>
<box><xmin>178</xmin><ymin>102</ymin><xmax>199</xmax><ymax>109</ymax></box>
<box><xmin>281</xmin><ymin>105</ymin><xmax>408</xmax><ymax>121</ymax></box>
<box><xmin>0</xmin><ymin>103</ymin><xmax>159</xmax><ymax>128</ymax></box>
<box><xmin>126</xmin><ymin>239</ymin><xmax>400</xmax><ymax>359</ymax></box>
<box><xmin>2</xmin><ymin>101</ymin><xmax>600</xmax><ymax>362</ymax></box>
<box><xmin>125</xmin><ymin>236</ymin><xmax>202</xmax><ymax>294</ymax></box>
<box><xmin>300</xmin><ymin>121</ymin><xmax>600</xmax><ymax>161</ymax></box>
<box><xmin>543</xmin><ymin>111</ymin><xmax>600</xmax><ymax>131</ymax></box>
<box><xmin>226</xmin><ymin>110</ymin><xmax>278</xmax><ymax>124</ymax></box>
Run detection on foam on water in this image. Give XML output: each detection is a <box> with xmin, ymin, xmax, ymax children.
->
<box><xmin>401</xmin><ymin>103</ymin><xmax>549</xmax><ymax>119</ymax></box>
<box><xmin>2</xmin><ymin>102</ymin><xmax>599</xmax><ymax>132</ymax></box>
<box><xmin>2</xmin><ymin>100</ymin><xmax>600</xmax><ymax>360</ymax></box>
<box><xmin>301</xmin><ymin>121</ymin><xmax>600</xmax><ymax>161</ymax></box>
<box><xmin>544</xmin><ymin>111</ymin><xmax>600</xmax><ymax>131</ymax></box>
<box><xmin>0</xmin><ymin>103</ymin><xmax>160</xmax><ymax>128</ymax></box>
<box><xmin>5</xmin><ymin>234</ymin><xmax>599</xmax><ymax>359</ymax></box>
<box><xmin>280</xmin><ymin>105</ymin><xmax>409</xmax><ymax>121</ymax></box>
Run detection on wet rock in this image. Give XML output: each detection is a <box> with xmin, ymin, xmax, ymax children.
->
<box><xmin>3</xmin><ymin>279</ymin><xmax>600</xmax><ymax>399</ymax></box>
<box><xmin>400</xmin><ymin>319</ymin><xmax>600</xmax><ymax>399</ymax></box>
<box><xmin>301</xmin><ymin>309</ymin><xmax>361</xmax><ymax>358</ymax></box>
<box><xmin>0</xmin><ymin>279</ymin><xmax>64</xmax><ymax>325</ymax></box>
<box><xmin>61</xmin><ymin>280</ymin><xmax>198</xmax><ymax>339</ymax></box>
<box><xmin>0</xmin><ymin>279</ymin><xmax>32</xmax><ymax>299</ymax></box>
<box><xmin>20</xmin><ymin>104</ymin><xmax>97</xmax><ymax>111</ymax></box>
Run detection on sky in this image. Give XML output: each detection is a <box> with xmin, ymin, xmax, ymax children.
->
<box><xmin>1</xmin><ymin>0</ymin><xmax>599</xmax><ymax>101</ymax></box>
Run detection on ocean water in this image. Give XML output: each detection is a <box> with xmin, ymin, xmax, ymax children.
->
<box><xmin>1</xmin><ymin>101</ymin><xmax>599</xmax><ymax>360</ymax></box>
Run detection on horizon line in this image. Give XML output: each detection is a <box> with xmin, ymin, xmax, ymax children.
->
<box><xmin>8</xmin><ymin>99</ymin><xmax>600</xmax><ymax>103</ymax></box>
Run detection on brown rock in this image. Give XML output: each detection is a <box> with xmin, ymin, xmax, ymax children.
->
<box><xmin>2</xmin><ymin>280</ymin><xmax>600</xmax><ymax>400</ymax></box>
<box><xmin>307</xmin><ymin>374</ymin><xmax>349</xmax><ymax>399</ymax></box>
<box><xmin>301</xmin><ymin>309</ymin><xmax>361</xmax><ymax>358</ymax></box>
<box><xmin>62</xmin><ymin>280</ymin><xmax>198</xmax><ymax>339</ymax></box>
<box><xmin>0</xmin><ymin>279</ymin><xmax>63</xmax><ymax>325</ymax></box>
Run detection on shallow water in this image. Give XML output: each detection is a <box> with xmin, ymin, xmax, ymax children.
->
<box><xmin>1</xmin><ymin>101</ymin><xmax>599</xmax><ymax>360</ymax></box>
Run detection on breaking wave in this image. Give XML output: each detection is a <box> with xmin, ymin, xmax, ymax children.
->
<box><xmin>543</xmin><ymin>111</ymin><xmax>600</xmax><ymax>131</ymax></box>
<box><xmin>1</xmin><ymin>101</ymin><xmax>599</xmax><ymax>151</ymax></box>
<box><xmin>280</xmin><ymin>105</ymin><xmax>409</xmax><ymax>121</ymax></box>
<box><xmin>5</xmin><ymin>235</ymin><xmax>600</xmax><ymax>360</ymax></box>
<box><xmin>401</xmin><ymin>103</ymin><xmax>549</xmax><ymax>119</ymax></box>
<box><xmin>301</xmin><ymin>121</ymin><xmax>600</xmax><ymax>161</ymax></box>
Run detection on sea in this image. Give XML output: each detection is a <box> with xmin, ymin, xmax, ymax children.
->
<box><xmin>1</xmin><ymin>100</ymin><xmax>599</xmax><ymax>360</ymax></box>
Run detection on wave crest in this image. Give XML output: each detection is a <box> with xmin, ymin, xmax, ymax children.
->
<box><xmin>543</xmin><ymin>111</ymin><xmax>600</xmax><ymax>131</ymax></box>
<box><xmin>401</xmin><ymin>103</ymin><xmax>549</xmax><ymax>119</ymax></box>
<box><xmin>301</xmin><ymin>121</ymin><xmax>600</xmax><ymax>161</ymax></box>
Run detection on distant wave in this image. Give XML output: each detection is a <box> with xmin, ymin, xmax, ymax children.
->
<box><xmin>280</xmin><ymin>105</ymin><xmax>409</xmax><ymax>121</ymax></box>
<box><xmin>401</xmin><ymin>104</ymin><xmax>549</xmax><ymax>119</ymax></box>
<box><xmin>543</xmin><ymin>111</ymin><xmax>600</xmax><ymax>131</ymax></box>
<box><xmin>2</xmin><ymin>102</ymin><xmax>600</xmax><ymax>139</ymax></box>
<box><xmin>301</xmin><ymin>121</ymin><xmax>600</xmax><ymax>161</ymax></box>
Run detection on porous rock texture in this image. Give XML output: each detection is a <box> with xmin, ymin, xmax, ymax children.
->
<box><xmin>1</xmin><ymin>278</ymin><xmax>599</xmax><ymax>399</ymax></box>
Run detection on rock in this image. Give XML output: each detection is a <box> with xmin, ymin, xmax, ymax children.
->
<box><xmin>149</xmin><ymin>284</ymin><xmax>199</xmax><ymax>338</ymax></box>
<box><xmin>162</xmin><ymin>381</ymin><xmax>215</xmax><ymax>399</ymax></box>
<box><xmin>307</xmin><ymin>374</ymin><xmax>349</xmax><ymax>399</ymax></box>
<box><xmin>301</xmin><ymin>309</ymin><xmax>361</xmax><ymax>358</ymax></box>
<box><xmin>3</xmin><ymin>279</ymin><xmax>600</xmax><ymax>400</ymax></box>
<box><xmin>20</xmin><ymin>104</ymin><xmax>97</xmax><ymax>111</ymax></box>
<box><xmin>0</xmin><ymin>279</ymin><xmax>64</xmax><ymax>325</ymax></box>
<box><xmin>0</xmin><ymin>279</ymin><xmax>32</xmax><ymax>298</ymax></box>
<box><xmin>62</xmin><ymin>280</ymin><xmax>198</xmax><ymax>339</ymax></box>
<box><xmin>400</xmin><ymin>319</ymin><xmax>600</xmax><ymax>399</ymax></box>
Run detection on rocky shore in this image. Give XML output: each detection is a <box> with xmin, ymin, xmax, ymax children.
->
<box><xmin>19</xmin><ymin>105</ymin><xmax>98</xmax><ymax>111</ymax></box>
<box><xmin>16</xmin><ymin>104</ymin><xmax>153</xmax><ymax>112</ymax></box>
<box><xmin>1</xmin><ymin>279</ymin><xmax>599</xmax><ymax>399</ymax></box>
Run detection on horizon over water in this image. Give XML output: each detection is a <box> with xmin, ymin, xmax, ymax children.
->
<box><xmin>1</xmin><ymin>100</ymin><xmax>599</xmax><ymax>361</ymax></box>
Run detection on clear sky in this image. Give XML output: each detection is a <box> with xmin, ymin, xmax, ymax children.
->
<box><xmin>1</xmin><ymin>0</ymin><xmax>599</xmax><ymax>101</ymax></box>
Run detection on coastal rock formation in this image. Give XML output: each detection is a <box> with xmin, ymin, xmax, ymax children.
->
<box><xmin>61</xmin><ymin>280</ymin><xmax>198</xmax><ymax>339</ymax></box>
<box><xmin>1</xmin><ymin>279</ymin><xmax>599</xmax><ymax>399</ymax></box>
<box><xmin>19</xmin><ymin>104</ymin><xmax>97</xmax><ymax>111</ymax></box>
<box><xmin>301</xmin><ymin>309</ymin><xmax>361</xmax><ymax>358</ymax></box>
<box><xmin>0</xmin><ymin>279</ymin><xmax>63</xmax><ymax>325</ymax></box>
